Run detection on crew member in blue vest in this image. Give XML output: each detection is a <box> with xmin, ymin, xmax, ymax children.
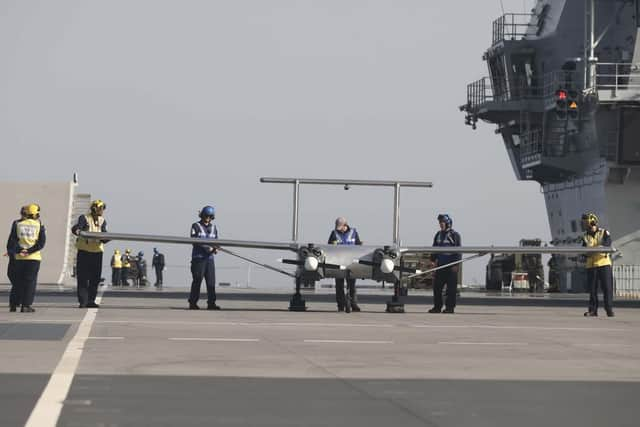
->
<box><xmin>328</xmin><ymin>217</ymin><xmax>362</xmax><ymax>312</ymax></box>
<box><xmin>428</xmin><ymin>214</ymin><xmax>461</xmax><ymax>314</ymax></box>
<box><xmin>6</xmin><ymin>204</ymin><xmax>46</xmax><ymax>312</ymax></box>
<box><xmin>189</xmin><ymin>205</ymin><xmax>220</xmax><ymax>310</ymax></box>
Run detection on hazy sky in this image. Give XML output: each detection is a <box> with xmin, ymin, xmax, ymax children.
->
<box><xmin>0</xmin><ymin>0</ymin><xmax>546</xmax><ymax>287</ymax></box>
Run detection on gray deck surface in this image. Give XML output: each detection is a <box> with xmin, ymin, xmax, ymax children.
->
<box><xmin>1</xmin><ymin>288</ymin><xmax>639</xmax><ymax>426</ymax></box>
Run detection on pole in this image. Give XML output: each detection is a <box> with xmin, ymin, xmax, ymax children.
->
<box><xmin>292</xmin><ymin>179</ymin><xmax>300</xmax><ymax>242</ymax></box>
<box><xmin>588</xmin><ymin>0</ymin><xmax>597</xmax><ymax>90</ymax></box>
<box><xmin>393</xmin><ymin>183</ymin><xmax>400</xmax><ymax>244</ymax></box>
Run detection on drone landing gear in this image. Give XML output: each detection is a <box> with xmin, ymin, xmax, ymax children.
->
<box><xmin>289</xmin><ymin>278</ymin><xmax>307</xmax><ymax>311</ymax></box>
<box><xmin>385</xmin><ymin>280</ymin><xmax>405</xmax><ymax>313</ymax></box>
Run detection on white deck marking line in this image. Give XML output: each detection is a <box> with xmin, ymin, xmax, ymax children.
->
<box><xmin>25</xmin><ymin>291</ymin><xmax>104</xmax><ymax>427</ymax></box>
<box><xmin>303</xmin><ymin>339</ymin><xmax>393</xmax><ymax>344</ymax></box>
<box><xmin>438</xmin><ymin>341</ymin><xmax>529</xmax><ymax>346</ymax></box>
<box><xmin>168</xmin><ymin>337</ymin><xmax>260</xmax><ymax>342</ymax></box>
<box><xmin>412</xmin><ymin>324</ymin><xmax>627</xmax><ymax>332</ymax></box>
<box><xmin>573</xmin><ymin>343</ymin><xmax>634</xmax><ymax>347</ymax></box>
<box><xmin>2</xmin><ymin>319</ymin><xmax>83</xmax><ymax>323</ymax></box>
<box><xmin>98</xmin><ymin>320</ymin><xmax>392</xmax><ymax>328</ymax></box>
<box><xmin>87</xmin><ymin>336</ymin><xmax>124</xmax><ymax>340</ymax></box>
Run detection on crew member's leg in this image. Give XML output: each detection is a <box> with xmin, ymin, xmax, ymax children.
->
<box><xmin>430</xmin><ymin>270</ymin><xmax>445</xmax><ymax>312</ymax></box>
<box><xmin>121</xmin><ymin>267</ymin><xmax>129</xmax><ymax>286</ymax></box>
<box><xmin>444</xmin><ymin>267</ymin><xmax>458</xmax><ymax>312</ymax></box>
<box><xmin>155</xmin><ymin>266</ymin><xmax>162</xmax><ymax>286</ymax></box>
<box><xmin>586</xmin><ymin>267</ymin><xmax>598</xmax><ymax>315</ymax></box>
<box><xmin>335</xmin><ymin>278</ymin><xmax>346</xmax><ymax>311</ymax></box>
<box><xmin>113</xmin><ymin>268</ymin><xmax>121</xmax><ymax>287</ymax></box>
<box><xmin>12</xmin><ymin>261</ymin><xmax>26</xmax><ymax>311</ymax></box>
<box><xmin>87</xmin><ymin>252</ymin><xmax>103</xmax><ymax>306</ymax></box>
<box><xmin>8</xmin><ymin>257</ymin><xmax>19</xmax><ymax>311</ymax></box>
<box><xmin>21</xmin><ymin>260</ymin><xmax>40</xmax><ymax>310</ymax></box>
<box><xmin>204</xmin><ymin>259</ymin><xmax>218</xmax><ymax>309</ymax></box>
<box><xmin>347</xmin><ymin>278</ymin><xmax>360</xmax><ymax>311</ymax></box>
<box><xmin>76</xmin><ymin>251</ymin><xmax>90</xmax><ymax>307</ymax></box>
<box><xmin>599</xmin><ymin>265</ymin><xmax>614</xmax><ymax>316</ymax></box>
<box><xmin>189</xmin><ymin>259</ymin><xmax>205</xmax><ymax>308</ymax></box>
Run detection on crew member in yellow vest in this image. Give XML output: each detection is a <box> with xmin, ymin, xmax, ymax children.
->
<box><xmin>111</xmin><ymin>249</ymin><xmax>122</xmax><ymax>286</ymax></box>
<box><xmin>71</xmin><ymin>199</ymin><xmax>108</xmax><ymax>308</ymax></box>
<box><xmin>581</xmin><ymin>212</ymin><xmax>614</xmax><ymax>317</ymax></box>
<box><xmin>120</xmin><ymin>249</ymin><xmax>132</xmax><ymax>286</ymax></box>
<box><xmin>6</xmin><ymin>206</ymin><xmax>28</xmax><ymax>310</ymax></box>
<box><xmin>5</xmin><ymin>204</ymin><xmax>46</xmax><ymax>312</ymax></box>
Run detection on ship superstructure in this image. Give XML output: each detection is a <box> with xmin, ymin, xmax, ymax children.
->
<box><xmin>462</xmin><ymin>0</ymin><xmax>640</xmax><ymax>291</ymax></box>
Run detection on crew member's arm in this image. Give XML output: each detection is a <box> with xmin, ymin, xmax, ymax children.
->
<box><xmin>328</xmin><ymin>231</ymin><xmax>338</xmax><ymax>244</ymax></box>
<box><xmin>100</xmin><ymin>219</ymin><xmax>110</xmax><ymax>244</ymax></box>
<box><xmin>602</xmin><ymin>230</ymin><xmax>612</xmax><ymax>247</ymax></box>
<box><xmin>71</xmin><ymin>215</ymin><xmax>88</xmax><ymax>236</ymax></box>
<box><xmin>354</xmin><ymin>230</ymin><xmax>362</xmax><ymax>245</ymax></box>
<box><xmin>212</xmin><ymin>225</ymin><xmax>218</xmax><ymax>254</ymax></box>
<box><xmin>6</xmin><ymin>221</ymin><xmax>18</xmax><ymax>256</ymax></box>
<box><xmin>25</xmin><ymin>224</ymin><xmax>46</xmax><ymax>254</ymax></box>
<box><xmin>429</xmin><ymin>232</ymin><xmax>438</xmax><ymax>263</ymax></box>
<box><xmin>453</xmin><ymin>231</ymin><xmax>462</xmax><ymax>262</ymax></box>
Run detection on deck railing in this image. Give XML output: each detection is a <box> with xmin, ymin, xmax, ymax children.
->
<box><xmin>614</xmin><ymin>265</ymin><xmax>640</xmax><ymax>299</ymax></box>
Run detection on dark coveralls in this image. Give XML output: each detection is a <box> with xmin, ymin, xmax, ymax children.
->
<box><xmin>110</xmin><ymin>254</ymin><xmax>121</xmax><ymax>286</ymax></box>
<box><xmin>120</xmin><ymin>254</ymin><xmax>131</xmax><ymax>286</ymax></box>
<box><xmin>72</xmin><ymin>215</ymin><xmax>108</xmax><ymax>306</ymax></box>
<box><xmin>430</xmin><ymin>228</ymin><xmax>461</xmax><ymax>311</ymax></box>
<box><xmin>6</xmin><ymin>219</ymin><xmax>46</xmax><ymax>309</ymax></box>
<box><xmin>584</xmin><ymin>228</ymin><xmax>614</xmax><ymax>315</ymax></box>
<box><xmin>152</xmin><ymin>252</ymin><xmax>165</xmax><ymax>286</ymax></box>
<box><xmin>328</xmin><ymin>227</ymin><xmax>362</xmax><ymax>310</ymax></box>
<box><xmin>189</xmin><ymin>221</ymin><xmax>218</xmax><ymax>306</ymax></box>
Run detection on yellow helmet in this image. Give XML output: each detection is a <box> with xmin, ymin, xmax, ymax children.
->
<box><xmin>25</xmin><ymin>204</ymin><xmax>40</xmax><ymax>219</ymax></box>
<box><xmin>90</xmin><ymin>199</ymin><xmax>106</xmax><ymax>214</ymax></box>
<box><xmin>582</xmin><ymin>212</ymin><xmax>599</xmax><ymax>227</ymax></box>
<box><xmin>114</xmin><ymin>249</ymin><xmax>121</xmax><ymax>254</ymax></box>
<box><xmin>125</xmin><ymin>249</ymin><xmax>131</xmax><ymax>254</ymax></box>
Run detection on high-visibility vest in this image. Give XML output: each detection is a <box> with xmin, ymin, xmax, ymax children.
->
<box><xmin>76</xmin><ymin>214</ymin><xmax>105</xmax><ymax>253</ymax></box>
<box><xmin>15</xmin><ymin>219</ymin><xmax>42</xmax><ymax>261</ymax></box>
<box><xmin>121</xmin><ymin>254</ymin><xmax>131</xmax><ymax>268</ymax></box>
<box><xmin>333</xmin><ymin>228</ymin><xmax>357</xmax><ymax>245</ymax></box>
<box><xmin>583</xmin><ymin>228</ymin><xmax>612</xmax><ymax>268</ymax></box>
<box><xmin>112</xmin><ymin>254</ymin><xmax>122</xmax><ymax>268</ymax></box>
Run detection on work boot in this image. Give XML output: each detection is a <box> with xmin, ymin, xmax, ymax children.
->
<box><xmin>21</xmin><ymin>306</ymin><xmax>35</xmax><ymax>313</ymax></box>
<box><xmin>78</xmin><ymin>304</ymin><xmax>87</xmax><ymax>308</ymax></box>
<box><xmin>351</xmin><ymin>304</ymin><xmax>361</xmax><ymax>312</ymax></box>
<box><xmin>428</xmin><ymin>307</ymin><xmax>442</xmax><ymax>313</ymax></box>
<box><xmin>9</xmin><ymin>305</ymin><xmax>17</xmax><ymax>312</ymax></box>
<box><xmin>87</xmin><ymin>302</ymin><xmax>100</xmax><ymax>308</ymax></box>
<box><xmin>337</xmin><ymin>306</ymin><xmax>345</xmax><ymax>312</ymax></box>
<box><xmin>207</xmin><ymin>303</ymin><xmax>221</xmax><ymax>310</ymax></box>
<box><xmin>606</xmin><ymin>311</ymin><xmax>615</xmax><ymax>317</ymax></box>
<box><xmin>189</xmin><ymin>303</ymin><xmax>200</xmax><ymax>310</ymax></box>
<box><xmin>584</xmin><ymin>311</ymin><xmax>598</xmax><ymax>317</ymax></box>
<box><xmin>442</xmin><ymin>308</ymin><xmax>455</xmax><ymax>314</ymax></box>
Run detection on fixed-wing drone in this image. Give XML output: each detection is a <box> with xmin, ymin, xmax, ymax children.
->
<box><xmin>81</xmin><ymin>178</ymin><xmax>615</xmax><ymax>312</ymax></box>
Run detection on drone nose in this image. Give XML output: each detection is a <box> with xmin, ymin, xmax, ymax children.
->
<box><xmin>304</xmin><ymin>256</ymin><xmax>319</xmax><ymax>271</ymax></box>
<box><xmin>380</xmin><ymin>258</ymin><xmax>395</xmax><ymax>274</ymax></box>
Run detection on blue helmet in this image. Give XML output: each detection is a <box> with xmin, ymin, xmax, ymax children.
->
<box><xmin>200</xmin><ymin>205</ymin><xmax>215</xmax><ymax>219</ymax></box>
<box><xmin>138</xmin><ymin>251</ymin><xmax>144</xmax><ymax>257</ymax></box>
<box><xmin>437</xmin><ymin>214</ymin><xmax>452</xmax><ymax>227</ymax></box>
